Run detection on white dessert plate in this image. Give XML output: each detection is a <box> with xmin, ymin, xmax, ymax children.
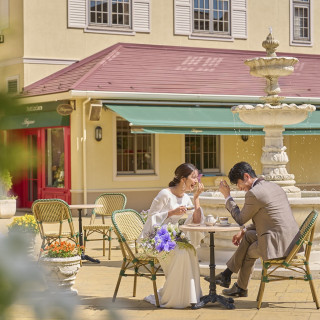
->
<box><xmin>216</xmin><ymin>222</ymin><xmax>231</xmax><ymax>227</ymax></box>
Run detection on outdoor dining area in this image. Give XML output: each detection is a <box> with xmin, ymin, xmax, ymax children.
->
<box><xmin>0</xmin><ymin>191</ymin><xmax>319</xmax><ymax>320</ymax></box>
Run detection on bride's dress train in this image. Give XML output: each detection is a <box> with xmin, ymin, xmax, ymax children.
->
<box><xmin>143</xmin><ymin>246</ymin><xmax>202</xmax><ymax>308</ymax></box>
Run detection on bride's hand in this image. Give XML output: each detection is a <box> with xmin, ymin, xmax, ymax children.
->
<box><xmin>194</xmin><ymin>182</ymin><xmax>204</xmax><ymax>198</ymax></box>
<box><xmin>168</xmin><ymin>206</ymin><xmax>187</xmax><ymax>217</ymax></box>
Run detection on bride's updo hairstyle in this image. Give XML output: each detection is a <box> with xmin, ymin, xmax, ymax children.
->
<box><xmin>168</xmin><ymin>163</ymin><xmax>197</xmax><ymax>187</ymax></box>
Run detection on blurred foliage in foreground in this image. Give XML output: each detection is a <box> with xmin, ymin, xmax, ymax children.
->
<box><xmin>0</xmin><ymin>93</ymin><xmax>29</xmax><ymax>198</ymax></box>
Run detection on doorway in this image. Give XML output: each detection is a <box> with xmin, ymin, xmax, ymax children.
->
<box><xmin>11</xmin><ymin>127</ymin><xmax>70</xmax><ymax>208</ymax></box>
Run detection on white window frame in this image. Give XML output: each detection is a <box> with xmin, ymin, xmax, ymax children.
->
<box><xmin>88</xmin><ymin>0</ymin><xmax>132</xmax><ymax>31</ymax></box>
<box><xmin>68</xmin><ymin>0</ymin><xmax>150</xmax><ymax>35</ymax></box>
<box><xmin>184</xmin><ymin>134</ymin><xmax>221</xmax><ymax>174</ymax></box>
<box><xmin>112</xmin><ymin>114</ymin><xmax>159</xmax><ymax>181</ymax></box>
<box><xmin>6</xmin><ymin>75</ymin><xmax>19</xmax><ymax>95</ymax></box>
<box><xmin>193</xmin><ymin>0</ymin><xmax>231</xmax><ymax>37</ymax></box>
<box><xmin>290</xmin><ymin>0</ymin><xmax>312</xmax><ymax>46</ymax></box>
<box><xmin>175</xmin><ymin>0</ymin><xmax>247</xmax><ymax>41</ymax></box>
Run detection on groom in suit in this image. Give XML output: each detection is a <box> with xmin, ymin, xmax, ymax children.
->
<box><xmin>212</xmin><ymin>161</ymin><xmax>300</xmax><ymax>297</ymax></box>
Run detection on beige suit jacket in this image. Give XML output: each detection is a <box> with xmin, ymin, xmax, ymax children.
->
<box><xmin>226</xmin><ymin>179</ymin><xmax>300</xmax><ymax>261</ymax></box>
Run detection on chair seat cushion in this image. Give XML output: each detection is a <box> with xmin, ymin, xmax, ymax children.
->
<box><xmin>83</xmin><ymin>225</ymin><xmax>111</xmax><ymax>230</ymax></box>
<box><xmin>265</xmin><ymin>255</ymin><xmax>306</xmax><ymax>266</ymax></box>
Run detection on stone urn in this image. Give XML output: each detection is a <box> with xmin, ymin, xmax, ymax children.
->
<box><xmin>0</xmin><ymin>199</ymin><xmax>16</xmax><ymax>219</ymax></box>
<box><xmin>39</xmin><ymin>255</ymin><xmax>81</xmax><ymax>295</ymax></box>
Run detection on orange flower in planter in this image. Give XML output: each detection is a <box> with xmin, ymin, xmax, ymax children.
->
<box><xmin>41</xmin><ymin>241</ymin><xmax>82</xmax><ymax>258</ymax></box>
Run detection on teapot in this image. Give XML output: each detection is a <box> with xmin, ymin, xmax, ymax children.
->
<box><xmin>205</xmin><ymin>214</ymin><xmax>218</xmax><ymax>226</ymax></box>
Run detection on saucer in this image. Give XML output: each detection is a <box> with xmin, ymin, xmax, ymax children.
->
<box><xmin>216</xmin><ymin>222</ymin><xmax>231</xmax><ymax>227</ymax></box>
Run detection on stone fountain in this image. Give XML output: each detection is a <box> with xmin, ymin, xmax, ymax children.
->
<box><xmin>195</xmin><ymin>32</ymin><xmax>320</xmax><ymax>278</ymax></box>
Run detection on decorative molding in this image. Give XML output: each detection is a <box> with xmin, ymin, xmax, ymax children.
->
<box><xmin>0</xmin><ymin>57</ymin><xmax>78</xmax><ymax>67</ymax></box>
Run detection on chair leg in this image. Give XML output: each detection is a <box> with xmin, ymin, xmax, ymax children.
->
<box><xmin>102</xmin><ymin>231</ymin><xmax>106</xmax><ymax>257</ymax></box>
<box><xmin>133</xmin><ymin>268</ymin><xmax>138</xmax><ymax>297</ymax></box>
<box><xmin>113</xmin><ymin>261</ymin><xmax>126</xmax><ymax>302</ymax></box>
<box><xmin>257</xmin><ymin>267</ymin><xmax>267</xmax><ymax>309</ymax></box>
<box><xmin>306</xmin><ymin>265</ymin><xmax>320</xmax><ymax>309</ymax></box>
<box><xmin>108</xmin><ymin>229</ymin><xmax>112</xmax><ymax>260</ymax></box>
<box><xmin>83</xmin><ymin>230</ymin><xmax>87</xmax><ymax>253</ymax></box>
<box><xmin>151</xmin><ymin>265</ymin><xmax>160</xmax><ymax>307</ymax></box>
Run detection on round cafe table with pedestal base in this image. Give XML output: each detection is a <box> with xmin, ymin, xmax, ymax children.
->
<box><xmin>69</xmin><ymin>204</ymin><xmax>103</xmax><ymax>263</ymax></box>
<box><xmin>180</xmin><ymin>223</ymin><xmax>240</xmax><ymax>310</ymax></box>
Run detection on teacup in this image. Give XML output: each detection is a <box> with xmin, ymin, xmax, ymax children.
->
<box><xmin>219</xmin><ymin>217</ymin><xmax>229</xmax><ymax>225</ymax></box>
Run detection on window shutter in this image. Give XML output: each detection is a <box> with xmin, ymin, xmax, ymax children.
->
<box><xmin>174</xmin><ymin>0</ymin><xmax>191</xmax><ymax>35</ymax></box>
<box><xmin>133</xmin><ymin>0</ymin><xmax>150</xmax><ymax>33</ymax></box>
<box><xmin>68</xmin><ymin>0</ymin><xmax>86</xmax><ymax>29</ymax></box>
<box><xmin>232</xmin><ymin>0</ymin><xmax>247</xmax><ymax>39</ymax></box>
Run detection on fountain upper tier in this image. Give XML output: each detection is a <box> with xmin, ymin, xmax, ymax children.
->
<box><xmin>233</xmin><ymin>103</ymin><xmax>315</xmax><ymax>127</ymax></box>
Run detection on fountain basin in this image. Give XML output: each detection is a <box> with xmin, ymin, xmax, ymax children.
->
<box><xmin>232</xmin><ymin>103</ymin><xmax>316</xmax><ymax>126</ymax></box>
<box><xmin>245</xmin><ymin>57</ymin><xmax>298</xmax><ymax>78</ymax></box>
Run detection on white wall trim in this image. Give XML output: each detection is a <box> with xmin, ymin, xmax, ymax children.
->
<box><xmin>0</xmin><ymin>57</ymin><xmax>78</xmax><ymax>67</ymax></box>
<box><xmin>112</xmin><ymin>112</ymin><xmax>160</xmax><ymax>182</ymax></box>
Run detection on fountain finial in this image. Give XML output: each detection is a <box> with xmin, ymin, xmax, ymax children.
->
<box><xmin>262</xmin><ymin>29</ymin><xmax>279</xmax><ymax>57</ymax></box>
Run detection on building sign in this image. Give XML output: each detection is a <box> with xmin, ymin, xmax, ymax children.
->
<box><xmin>57</xmin><ymin>104</ymin><xmax>73</xmax><ymax>116</ymax></box>
<box><xmin>22</xmin><ymin>118</ymin><xmax>36</xmax><ymax>127</ymax></box>
<box><xmin>27</xmin><ymin>105</ymin><xmax>43</xmax><ymax>112</ymax></box>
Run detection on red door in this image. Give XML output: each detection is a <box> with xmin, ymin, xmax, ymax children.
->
<box><xmin>40</xmin><ymin>127</ymin><xmax>71</xmax><ymax>203</ymax></box>
<box><xmin>12</xmin><ymin>127</ymin><xmax>71</xmax><ymax>208</ymax></box>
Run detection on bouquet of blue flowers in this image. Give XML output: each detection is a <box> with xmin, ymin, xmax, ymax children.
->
<box><xmin>139</xmin><ymin>223</ymin><xmax>195</xmax><ymax>258</ymax></box>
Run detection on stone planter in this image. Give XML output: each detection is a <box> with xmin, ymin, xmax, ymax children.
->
<box><xmin>0</xmin><ymin>199</ymin><xmax>16</xmax><ymax>219</ymax></box>
<box><xmin>39</xmin><ymin>255</ymin><xmax>81</xmax><ymax>295</ymax></box>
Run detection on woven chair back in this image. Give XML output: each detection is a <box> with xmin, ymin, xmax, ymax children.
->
<box><xmin>94</xmin><ymin>193</ymin><xmax>127</xmax><ymax>217</ymax></box>
<box><xmin>112</xmin><ymin>209</ymin><xmax>144</xmax><ymax>259</ymax></box>
<box><xmin>32</xmin><ymin>198</ymin><xmax>72</xmax><ymax>223</ymax></box>
<box><xmin>285</xmin><ymin>209</ymin><xmax>318</xmax><ymax>263</ymax></box>
<box><xmin>112</xmin><ymin>209</ymin><xmax>144</xmax><ymax>241</ymax></box>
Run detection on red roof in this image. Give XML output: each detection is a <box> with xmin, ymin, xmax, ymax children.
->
<box><xmin>22</xmin><ymin>43</ymin><xmax>320</xmax><ymax>98</ymax></box>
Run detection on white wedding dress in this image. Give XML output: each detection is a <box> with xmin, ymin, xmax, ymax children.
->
<box><xmin>140</xmin><ymin>188</ymin><xmax>204</xmax><ymax>309</ymax></box>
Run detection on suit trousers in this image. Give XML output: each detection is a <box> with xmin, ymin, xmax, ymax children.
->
<box><xmin>226</xmin><ymin>230</ymin><xmax>260</xmax><ymax>290</ymax></box>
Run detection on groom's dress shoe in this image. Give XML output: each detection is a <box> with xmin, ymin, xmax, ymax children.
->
<box><xmin>222</xmin><ymin>283</ymin><xmax>248</xmax><ymax>297</ymax></box>
<box><xmin>204</xmin><ymin>272</ymin><xmax>231</xmax><ymax>288</ymax></box>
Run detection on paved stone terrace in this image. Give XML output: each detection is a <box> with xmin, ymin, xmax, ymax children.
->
<box><xmin>0</xmin><ymin>213</ymin><xmax>319</xmax><ymax>320</ymax></box>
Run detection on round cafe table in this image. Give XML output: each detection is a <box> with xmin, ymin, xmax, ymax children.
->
<box><xmin>69</xmin><ymin>204</ymin><xmax>103</xmax><ymax>263</ymax></box>
<box><xmin>180</xmin><ymin>223</ymin><xmax>240</xmax><ymax>310</ymax></box>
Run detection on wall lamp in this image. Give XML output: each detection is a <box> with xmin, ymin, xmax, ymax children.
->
<box><xmin>95</xmin><ymin>126</ymin><xmax>102</xmax><ymax>142</ymax></box>
<box><xmin>241</xmin><ymin>135</ymin><xmax>249</xmax><ymax>142</ymax></box>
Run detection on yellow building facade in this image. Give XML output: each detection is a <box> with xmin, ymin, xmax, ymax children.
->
<box><xmin>0</xmin><ymin>0</ymin><xmax>320</xmax><ymax>211</ymax></box>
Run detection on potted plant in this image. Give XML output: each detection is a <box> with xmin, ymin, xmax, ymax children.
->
<box><xmin>0</xmin><ymin>169</ymin><xmax>17</xmax><ymax>219</ymax></box>
<box><xmin>7</xmin><ymin>214</ymin><xmax>39</xmax><ymax>257</ymax></box>
<box><xmin>39</xmin><ymin>241</ymin><xmax>82</xmax><ymax>295</ymax></box>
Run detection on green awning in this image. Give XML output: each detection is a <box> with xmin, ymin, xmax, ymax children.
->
<box><xmin>105</xmin><ymin>104</ymin><xmax>320</xmax><ymax>135</ymax></box>
<box><xmin>0</xmin><ymin>101</ymin><xmax>70</xmax><ymax>130</ymax></box>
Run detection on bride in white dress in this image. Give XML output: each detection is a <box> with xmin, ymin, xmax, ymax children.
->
<box><xmin>140</xmin><ymin>163</ymin><xmax>205</xmax><ymax>308</ymax></box>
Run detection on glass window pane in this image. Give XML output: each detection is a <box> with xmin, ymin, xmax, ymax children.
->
<box><xmin>117</xmin><ymin>118</ymin><xmax>154</xmax><ymax>174</ymax></box>
<box><xmin>45</xmin><ymin>128</ymin><xmax>65</xmax><ymax>188</ymax></box>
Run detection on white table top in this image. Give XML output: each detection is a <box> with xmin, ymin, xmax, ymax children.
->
<box><xmin>69</xmin><ymin>204</ymin><xmax>103</xmax><ymax>210</ymax></box>
<box><xmin>180</xmin><ymin>223</ymin><xmax>240</xmax><ymax>233</ymax></box>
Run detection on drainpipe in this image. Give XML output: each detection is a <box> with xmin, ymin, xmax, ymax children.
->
<box><xmin>82</xmin><ymin>98</ymin><xmax>91</xmax><ymax>214</ymax></box>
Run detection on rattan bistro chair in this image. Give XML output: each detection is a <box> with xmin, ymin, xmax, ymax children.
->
<box><xmin>257</xmin><ymin>209</ymin><xmax>319</xmax><ymax>309</ymax></box>
<box><xmin>83</xmin><ymin>193</ymin><xmax>126</xmax><ymax>260</ymax></box>
<box><xmin>32</xmin><ymin>199</ymin><xmax>79</xmax><ymax>258</ymax></box>
<box><xmin>111</xmin><ymin>209</ymin><xmax>164</xmax><ymax>307</ymax></box>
